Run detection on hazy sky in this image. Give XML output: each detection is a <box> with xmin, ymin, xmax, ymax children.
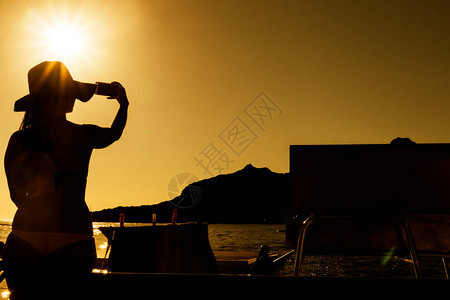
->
<box><xmin>0</xmin><ymin>0</ymin><xmax>449</xmax><ymax>219</ymax></box>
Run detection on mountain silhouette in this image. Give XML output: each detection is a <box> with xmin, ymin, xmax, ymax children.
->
<box><xmin>91</xmin><ymin>164</ymin><xmax>289</xmax><ymax>224</ymax></box>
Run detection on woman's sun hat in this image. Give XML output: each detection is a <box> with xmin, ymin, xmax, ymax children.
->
<box><xmin>14</xmin><ymin>61</ymin><xmax>97</xmax><ymax>112</ymax></box>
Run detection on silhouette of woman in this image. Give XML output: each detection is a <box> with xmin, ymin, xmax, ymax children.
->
<box><xmin>3</xmin><ymin>61</ymin><xmax>128</xmax><ymax>297</ymax></box>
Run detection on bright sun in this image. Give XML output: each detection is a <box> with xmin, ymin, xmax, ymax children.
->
<box><xmin>24</xmin><ymin>3</ymin><xmax>99</xmax><ymax>68</ymax></box>
<box><xmin>45</xmin><ymin>24</ymin><xmax>85</xmax><ymax>60</ymax></box>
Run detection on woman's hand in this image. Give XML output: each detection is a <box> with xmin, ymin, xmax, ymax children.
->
<box><xmin>108</xmin><ymin>82</ymin><xmax>129</xmax><ymax>107</ymax></box>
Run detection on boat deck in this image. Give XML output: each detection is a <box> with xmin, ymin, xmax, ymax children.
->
<box><xmin>86</xmin><ymin>272</ymin><xmax>450</xmax><ymax>298</ymax></box>
<box><xmin>95</xmin><ymin>250</ymin><xmax>273</xmax><ymax>274</ymax></box>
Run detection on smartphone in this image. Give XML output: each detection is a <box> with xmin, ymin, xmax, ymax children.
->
<box><xmin>95</xmin><ymin>82</ymin><xmax>118</xmax><ymax>97</ymax></box>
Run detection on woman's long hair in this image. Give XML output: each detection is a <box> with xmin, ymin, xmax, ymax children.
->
<box><xmin>19</xmin><ymin>111</ymin><xmax>33</xmax><ymax>131</ymax></box>
<box><xmin>18</xmin><ymin>110</ymin><xmax>54</xmax><ymax>151</ymax></box>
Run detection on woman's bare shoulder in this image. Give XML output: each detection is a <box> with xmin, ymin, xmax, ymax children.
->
<box><xmin>7</xmin><ymin>130</ymin><xmax>23</xmax><ymax>148</ymax></box>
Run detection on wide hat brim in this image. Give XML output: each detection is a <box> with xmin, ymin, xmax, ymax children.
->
<box><xmin>14</xmin><ymin>81</ymin><xmax>97</xmax><ymax>112</ymax></box>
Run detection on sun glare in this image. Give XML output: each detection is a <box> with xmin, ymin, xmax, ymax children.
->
<box><xmin>24</xmin><ymin>2</ymin><xmax>102</xmax><ymax>68</ymax></box>
<box><xmin>45</xmin><ymin>24</ymin><xmax>85</xmax><ymax>61</ymax></box>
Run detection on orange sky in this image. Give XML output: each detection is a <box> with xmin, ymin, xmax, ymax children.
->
<box><xmin>0</xmin><ymin>0</ymin><xmax>449</xmax><ymax>219</ymax></box>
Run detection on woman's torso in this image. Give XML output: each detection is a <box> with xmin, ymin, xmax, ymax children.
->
<box><xmin>6</xmin><ymin>121</ymin><xmax>94</xmax><ymax>235</ymax></box>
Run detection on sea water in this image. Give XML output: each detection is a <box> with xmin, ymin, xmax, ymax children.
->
<box><xmin>0</xmin><ymin>221</ymin><xmax>447</xmax><ymax>297</ymax></box>
<box><xmin>92</xmin><ymin>222</ymin><xmax>447</xmax><ymax>279</ymax></box>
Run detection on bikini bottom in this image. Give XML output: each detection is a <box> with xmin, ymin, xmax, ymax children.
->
<box><xmin>2</xmin><ymin>232</ymin><xmax>96</xmax><ymax>298</ymax></box>
<box><xmin>8</xmin><ymin>230</ymin><xmax>93</xmax><ymax>256</ymax></box>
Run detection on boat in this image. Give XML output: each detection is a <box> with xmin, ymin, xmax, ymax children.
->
<box><xmin>97</xmin><ymin>223</ymin><xmax>292</xmax><ymax>275</ymax></box>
